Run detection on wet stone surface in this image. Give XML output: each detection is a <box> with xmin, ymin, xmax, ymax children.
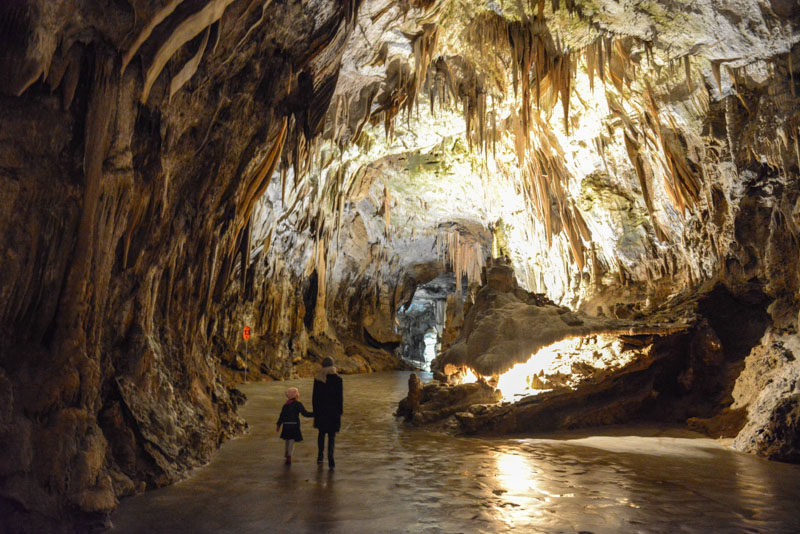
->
<box><xmin>111</xmin><ymin>372</ymin><xmax>800</xmax><ymax>533</ymax></box>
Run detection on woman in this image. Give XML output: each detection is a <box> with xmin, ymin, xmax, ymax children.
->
<box><xmin>312</xmin><ymin>357</ymin><xmax>343</xmax><ymax>469</ymax></box>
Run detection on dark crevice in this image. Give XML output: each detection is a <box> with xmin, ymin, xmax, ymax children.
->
<box><xmin>363</xmin><ymin>327</ymin><xmax>400</xmax><ymax>351</ymax></box>
<box><xmin>302</xmin><ymin>270</ymin><xmax>318</xmax><ymax>331</ymax></box>
<box><xmin>697</xmin><ymin>283</ymin><xmax>770</xmax><ymax>362</ymax></box>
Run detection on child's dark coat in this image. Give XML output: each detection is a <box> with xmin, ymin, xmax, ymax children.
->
<box><xmin>276</xmin><ymin>400</ymin><xmax>313</xmax><ymax>441</ymax></box>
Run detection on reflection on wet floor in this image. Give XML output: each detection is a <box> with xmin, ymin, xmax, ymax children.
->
<box><xmin>111</xmin><ymin>372</ymin><xmax>800</xmax><ymax>533</ymax></box>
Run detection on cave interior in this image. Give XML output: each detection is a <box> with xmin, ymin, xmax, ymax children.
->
<box><xmin>1</xmin><ymin>0</ymin><xmax>799</xmax><ymax>530</ymax></box>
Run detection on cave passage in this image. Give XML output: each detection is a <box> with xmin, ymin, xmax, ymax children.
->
<box><xmin>396</xmin><ymin>273</ymin><xmax>455</xmax><ymax>370</ymax></box>
<box><xmin>111</xmin><ymin>372</ymin><xmax>800</xmax><ymax>534</ymax></box>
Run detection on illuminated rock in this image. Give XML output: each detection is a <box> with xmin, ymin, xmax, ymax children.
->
<box><xmin>1</xmin><ymin>0</ymin><xmax>799</xmax><ymax>529</ymax></box>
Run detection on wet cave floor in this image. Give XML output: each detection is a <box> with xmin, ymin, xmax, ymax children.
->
<box><xmin>111</xmin><ymin>372</ymin><xmax>800</xmax><ymax>534</ymax></box>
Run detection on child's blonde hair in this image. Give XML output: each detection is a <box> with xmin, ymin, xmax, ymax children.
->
<box><xmin>285</xmin><ymin>387</ymin><xmax>299</xmax><ymax>400</ymax></box>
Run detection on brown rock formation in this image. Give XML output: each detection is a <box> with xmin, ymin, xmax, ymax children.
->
<box><xmin>397</xmin><ymin>376</ymin><xmax>502</xmax><ymax>426</ymax></box>
<box><xmin>406</xmin><ymin>269</ymin><xmax>786</xmax><ymax>450</ymax></box>
<box><xmin>1</xmin><ymin>0</ymin><xmax>800</xmax><ymax>530</ymax></box>
<box><xmin>0</xmin><ymin>0</ymin><xmax>368</xmax><ymax>529</ymax></box>
<box><xmin>440</xmin><ymin>293</ymin><xmax>465</xmax><ymax>354</ymax></box>
<box><xmin>435</xmin><ymin>262</ymin><xmax>690</xmax><ymax>377</ymax></box>
<box><xmin>407</xmin><ymin>289</ymin><xmax>764</xmax><ymax>438</ymax></box>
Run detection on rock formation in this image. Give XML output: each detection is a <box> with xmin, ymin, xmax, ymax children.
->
<box><xmin>1</xmin><ymin>0</ymin><xmax>799</xmax><ymax>530</ymax></box>
<box><xmin>434</xmin><ymin>262</ymin><xmax>691</xmax><ymax>377</ymax></box>
<box><xmin>403</xmin><ymin>264</ymin><xmax>764</xmax><ymax>443</ymax></box>
<box><xmin>0</xmin><ymin>0</ymin><xmax>382</xmax><ymax>530</ymax></box>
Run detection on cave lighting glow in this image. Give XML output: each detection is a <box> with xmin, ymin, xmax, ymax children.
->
<box><xmin>494</xmin><ymin>451</ymin><xmax>533</xmax><ymax>493</ymax></box>
<box><xmin>461</xmin><ymin>367</ymin><xmax>479</xmax><ymax>384</ymax></box>
<box><xmin>496</xmin><ymin>345</ymin><xmax>559</xmax><ymax>402</ymax></box>
<box><xmin>496</xmin><ymin>335</ymin><xmax>629</xmax><ymax>402</ymax></box>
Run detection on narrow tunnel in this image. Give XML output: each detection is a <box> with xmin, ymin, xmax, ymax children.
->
<box><xmin>1</xmin><ymin>0</ymin><xmax>800</xmax><ymax>533</ymax></box>
<box><xmin>395</xmin><ymin>273</ymin><xmax>456</xmax><ymax>370</ymax></box>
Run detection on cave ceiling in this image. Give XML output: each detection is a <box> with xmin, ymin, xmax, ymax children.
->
<box><xmin>274</xmin><ymin>0</ymin><xmax>800</xmax><ymax>305</ymax></box>
<box><xmin>3</xmin><ymin>0</ymin><xmax>797</xmax><ymax>310</ymax></box>
<box><xmin>1</xmin><ymin>0</ymin><xmax>799</xmax><ymax>527</ymax></box>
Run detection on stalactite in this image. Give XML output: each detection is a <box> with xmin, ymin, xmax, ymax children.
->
<box><xmin>436</xmin><ymin>226</ymin><xmax>484</xmax><ymax>292</ymax></box>
<box><xmin>236</xmin><ymin>117</ymin><xmax>289</xmax><ymax>239</ymax></box>
<box><xmin>54</xmin><ymin>48</ymin><xmax>118</xmax><ymax>350</ymax></box>
<box><xmin>140</xmin><ymin>0</ymin><xmax>236</xmax><ymax>103</ymax></box>
<box><xmin>168</xmin><ymin>27</ymin><xmax>210</xmax><ymax>102</ymax></box>
<box><xmin>623</xmin><ymin>129</ymin><xmax>667</xmax><ymax>240</ymax></box>
<box><xmin>406</xmin><ymin>23</ymin><xmax>440</xmax><ymax>117</ymax></box>
<box><xmin>382</xmin><ymin>185</ymin><xmax>392</xmax><ymax>235</ymax></box>
<box><xmin>223</xmin><ymin>0</ymin><xmax>271</xmax><ymax>66</ymax></box>
<box><xmin>121</xmin><ymin>0</ymin><xmax>184</xmax><ymax>74</ymax></box>
<box><xmin>684</xmin><ymin>55</ymin><xmax>693</xmax><ymax>92</ymax></box>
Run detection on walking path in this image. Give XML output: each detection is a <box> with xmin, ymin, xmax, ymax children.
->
<box><xmin>111</xmin><ymin>372</ymin><xmax>800</xmax><ymax>533</ymax></box>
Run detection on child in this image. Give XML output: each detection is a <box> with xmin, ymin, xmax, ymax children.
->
<box><xmin>276</xmin><ymin>387</ymin><xmax>313</xmax><ymax>464</ymax></box>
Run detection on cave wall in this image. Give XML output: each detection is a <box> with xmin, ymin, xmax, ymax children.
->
<box><xmin>0</xmin><ymin>0</ymin><xmax>362</xmax><ymax>528</ymax></box>
<box><xmin>697</xmin><ymin>54</ymin><xmax>800</xmax><ymax>460</ymax></box>
<box><xmin>212</xmin><ymin>173</ymin><xmax>438</xmax><ymax>380</ymax></box>
<box><xmin>0</xmin><ymin>1</ymin><xmax>464</xmax><ymax>523</ymax></box>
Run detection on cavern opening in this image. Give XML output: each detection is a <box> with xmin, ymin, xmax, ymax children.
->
<box><xmin>2</xmin><ymin>0</ymin><xmax>800</xmax><ymax>532</ymax></box>
<box><xmin>396</xmin><ymin>273</ymin><xmax>456</xmax><ymax>370</ymax></box>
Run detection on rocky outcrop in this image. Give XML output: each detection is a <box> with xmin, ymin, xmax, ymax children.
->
<box><xmin>0</xmin><ymin>0</ymin><xmax>369</xmax><ymax>529</ymax></box>
<box><xmin>403</xmin><ymin>267</ymin><xmax>787</xmax><ymax>454</ymax></box>
<box><xmin>396</xmin><ymin>373</ymin><xmax>502</xmax><ymax>426</ymax></box>
<box><xmin>401</xmin><ymin>296</ymin><xmax>759</xmax><ymax>438</ymax></box>
<box><xmin>440</xmin><ymin>293</ymin><xmax>465</xmax><ymax>354</ymax></box>
<box><xmin>749</xmin><ymin>394</ymin><xmax>800</xmax><ymax>463</ymax></box>
<box><xmin>732</xmin><ymin>333</ymin><xmax>800</xmax><ymax>462</ymax></box>
<box><xmin>435</xmin><ymin>262</ymin><xmax>691</xmax><ymax>376</ymax></box>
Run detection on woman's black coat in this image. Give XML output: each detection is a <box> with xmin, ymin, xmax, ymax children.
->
<box><xmin>276</xmin><ymin>400</ymin><xmax>313</xmax><ymax>441</ymax></box>
<box><xmin>312</xmin><ymin>374</ymin><xmax>343</xmax><ymax>433</ymax></box>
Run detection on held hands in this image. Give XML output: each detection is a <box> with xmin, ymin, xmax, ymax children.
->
<box><xmin>276</xmin><ymin>425</ymin><xmax>281</xmax><ymax>432</ymax></box>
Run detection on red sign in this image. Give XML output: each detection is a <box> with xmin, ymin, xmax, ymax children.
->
<box><xmin>242</xmin><ymin>326</ymin><xmax>251</xmax><ymax>340</ymax></box>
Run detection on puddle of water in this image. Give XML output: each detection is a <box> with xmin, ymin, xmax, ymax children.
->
<box><xmin>111</xmin><ymin>372</ymin><xmax>800</xmax><ymax>534</ymax></box>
